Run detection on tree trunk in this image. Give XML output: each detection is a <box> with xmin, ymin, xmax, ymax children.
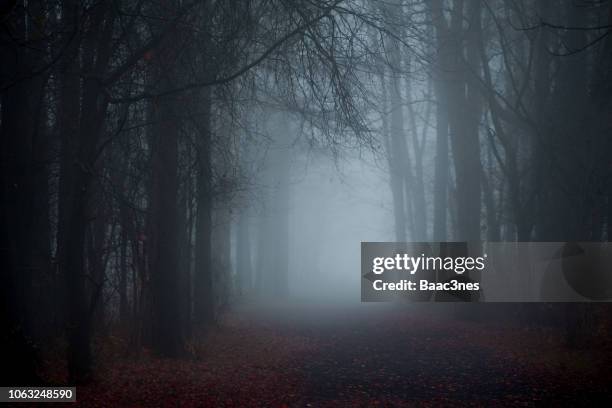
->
<box><xmin>194</xmin><ymin>88</ymin><xmax>215</xmax><ymax>326</ymax></box>
<box><xmin>119</xmin><ymin>218</ymin><xmax>129</xmax><ymax>326</ymax></box>
<box><xmin>236</xmin><ymin>209</ymin><xmax>252</xmax><ymax>295</ymax></box>
<box><xmin>148</xmin><ymin>91</ymin><xmax>182</xmax><ymax>356</ymax></box>
<box><xmin>380</xmin><ymin>72</ymin><xmax>406</xmax><ymax>242</ymax></box>
<box><xmin>447</xmin><ymin>0</ymin><xmax>482</xmax><ymax>243</ymax></box>
<box><xmin>387</xmin><ymin>36</ymin><xmax>413</xmax><ymax>241</ymax></box>
<box><xmin>429</xmin><ymin>0</ymin><xmax>451</xmax><ymax>242</ymax></box>
<box><xmin>405</xmin><ymin>92</ymin><xmax>428</xmax><ymax>241</ymax></box>
<box><xmin>55</xmin><ymin>0</ymin><xmax>91</xmax><ymax>382</ymax></box>
<box><xmin>0</xmin><ymin>0</ymin><xmax>48</xmax><ymax>383</ymax></box>
<box><xmin>178</xmin><ymin>179</ymin><xmax>192</xmax><ymax>338</ymax></box>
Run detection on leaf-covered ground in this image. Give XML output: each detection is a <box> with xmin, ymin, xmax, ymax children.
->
<box><xmin>56</xmin><ymin>302</ymin><xmax>612</xmax><ymax>407</ymax></box>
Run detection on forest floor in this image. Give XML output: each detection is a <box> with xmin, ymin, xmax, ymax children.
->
<box><xmin>52</xmin><ymin>302</ymin><xmax>612</xmax><ymax>407</ymax></box>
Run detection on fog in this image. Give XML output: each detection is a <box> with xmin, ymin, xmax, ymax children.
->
<box><xmin>288</xmin><ymin>150</ymin><xmax>392</xmax><ymax>302</ymax></box>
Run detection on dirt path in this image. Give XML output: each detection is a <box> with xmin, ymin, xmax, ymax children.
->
<box><xmin>72</xmin><ymin>303</ymin><xmax>612</xmax><ymax>407</ymax></box>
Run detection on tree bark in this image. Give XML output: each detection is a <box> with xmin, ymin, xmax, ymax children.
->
<box><xmin>148</xmin><ymin>90</ymin><xmax>182</xmax><ymax>356</ymax></box>
<box><xmin>236</xmin><ymin>209</ymin><xmax>252</xmax><ymax>295</ymax></box>
<box><xmin>429</xmin><ymin>0</ymin><xmax>451</xmax><ymax>242</ymax></box>
<box><xmin>194</xmin><ymin>87</ymin><xmax>215</xmax><ymax>326</ymax></box>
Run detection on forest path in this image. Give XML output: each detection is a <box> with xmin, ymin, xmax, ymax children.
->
<box><xmin>245</xmin><ymin>302</ymin><xmax>611</xmax><ymax>406</ymax></box>
<box><xmin>75</xmin><ymin>302</ymin><xmax>612</xmax><ymax>407</ymax></box>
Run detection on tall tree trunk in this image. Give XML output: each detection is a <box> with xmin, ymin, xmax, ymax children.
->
<box><xmin>117</xmin><ymin>147</ymin><xmax>130</xmax><ymax>327</ymax></box>
<box><xmin>532</xmin><ymin>1</ymin><xmax>552</xmax><ymax>241</ymax></box>
<box><xmin>148</xmin><ymin>90</ymin><xmax>182</xmax><ymax>356</ymax></box>
<box><xmin>608</xmin><ymin>183</ymin><xmax>612</xmax><ymax>241</ymax></box>
<box><xmin>429</xmin><ymin>0</ymin><xmax>450</xmax><ymax>242</ymax></box>
<box><xmin>447</xmin><ymin>0</ymin><xmax>482</xmax><ymax>242</ymax></box>
<box><xmin>211</xmin><ymin>110</ymin><xmax>234</xmax><ymax>313</ymax></box>
<box><xmin>236</xmin><ymin>209</ymin><xmax>252</xmax><ymax>295</ymax></box>
<box><xmin>433</xmin><ymin>88</ymin><xmax>450</xmax><ymax>242</ymax></box>
<box><xmin>389</xmin><ymin>56</ymin><xmax>413</xmax><ymax>241</ymax></box>
<box><xmin>379</xmin><ymin>72</ymin><xmax>406</xmax><ymax>242</ymax></box>
<box><xmin>274</xmin><ymin>135</ymin><xmax>290</xmax><ymax>297</ymax></box>
<box><xmin>119</xmin><ymin>213</ymin><xmax>129</xmax><ymax>326</ymax></box>
<box><xmin>194</xmin><ymin>88</ymin><xmax>214</xmax><ymax>326</ymax></box>
<box><xmin>0</xmin><ymin>0</ymin><xmax>48</xmax><ymax>384</ymax></box>
<box><xmin>236</xmin><ymin>136</ymin><xmax>253</xmax><ymax>296</ymax></box>
<box><xmin>212</xmin><ymin>204</ymin><xmax>232</xmax><ymax>312</ymax></box>
<box><xmin>55</xmin><ymin>0</ymin><xmax>92</xmax><ymax>383</ymax></box>
<box><xmin>404</xmin><ymin>55</ymin><xmax>428</xmax><ymax>241</ymax></box>
<box><xmin>178</xmin><ymin>177</ymin><xmax>192</xmax><ymax>338</ymax></box>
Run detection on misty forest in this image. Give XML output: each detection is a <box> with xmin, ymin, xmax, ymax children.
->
<box><xmin>3</xmin><ymin>0</ymin><xmax>612</xmax><ymax>405</ymax></box>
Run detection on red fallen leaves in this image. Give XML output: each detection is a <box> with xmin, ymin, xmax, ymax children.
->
<box><xmin>87</xmin><ymin>363</ymin><xmax>295</xmax><ymax>407</ymax></box>
<box><xmin>43</xmin><ymin>304</ymin><xmax>612</xmax><ymax>407</ymax></box>
<box><xmin>49</xmin><ymin>313</ymin><xmax>319</xmax><ymax>407</ymax></box>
